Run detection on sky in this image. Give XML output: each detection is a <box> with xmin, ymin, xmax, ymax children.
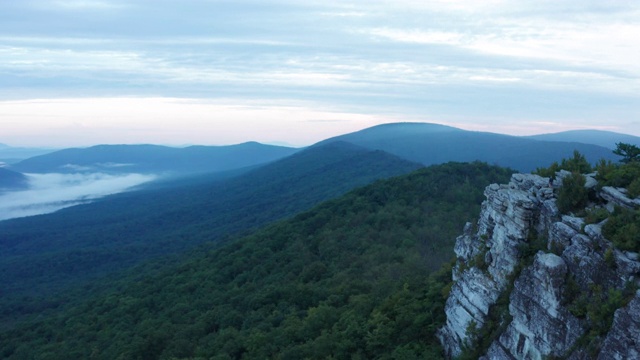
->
<box><xmin>1</xmin><ymin>0</ymin><xmax>639</xmax><ymax>147</ymax></box>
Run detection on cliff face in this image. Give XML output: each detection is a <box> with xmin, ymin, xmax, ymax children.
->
<box><xmin>438</xmin><ymin>173</ymin><xmax>640</xmax><ymax>359</ymax></box>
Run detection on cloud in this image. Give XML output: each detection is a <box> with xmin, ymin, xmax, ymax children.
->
<box><xmin>0</xmin><ymin>172</ymin><xmax>156</xmax><ymax>221</ymax></box>
<box><xmin>49</xmin><ymin>0</ymin><xmax>127</xmax><ymax>10</ymax></box>
<box><xmin>1</xmin><ymin>0</ymin><xmax>639</xmax><ymax>143</ymax></box>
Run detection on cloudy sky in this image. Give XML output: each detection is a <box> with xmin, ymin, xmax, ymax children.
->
<box><xmin>1</xmin><ymin>0</ymin><xmax>639</xmax><ymax>147</ymax></box>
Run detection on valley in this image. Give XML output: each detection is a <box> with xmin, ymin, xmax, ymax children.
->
<box><xmin>1</xmin><ymin>123</ymin><xmax>639</xmax><ymax>359</ymax></box>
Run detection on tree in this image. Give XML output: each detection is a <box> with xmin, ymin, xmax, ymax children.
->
<box><xmin>560</xmin><ymin>150</ymin><xmax>592</xmax><ymax>173</ymax></box>
<box><xmin>557</xmin><ymin>172</ymin><xmax>588</xmax><ymax>214</ymax></box>
<box><xmin>613</xmin><ymin>142</ymin><xmax>640</xmax><ymax>164</ymax></box>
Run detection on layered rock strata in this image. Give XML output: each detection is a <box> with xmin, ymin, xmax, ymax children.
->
<box><xmin>438</xmin><ymin>173</ymin><xmax>640</xmax><ymax>359</ymax></box>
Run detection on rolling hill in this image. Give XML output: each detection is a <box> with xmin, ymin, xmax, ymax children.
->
<box><xmin>525</xmin><ymin>129</ymin><xmax>640</xmax><ymax>149</ymax></box>
<box><xmin>0</xmin><ymin>162</ymin><xmax>514</xmax><ymax>359</ymax></box>
<box><xmin>9</xmin><ymin>142</ymin><xmax>299</xmax><ymax>175</ymax></box>
<box><xmin>0</xmin><ymin>141</ymin><xmax>422</xmax><ymax>325</ymax></box>
<box><xmin>0</xmin><ymin>168</ymin><xmax>28</xmax><ymax>191</ymax></box>
<box><xmin>318</xmin><ymin>123</ymin><xmax>620</xmax><ymax>172</ymax></box>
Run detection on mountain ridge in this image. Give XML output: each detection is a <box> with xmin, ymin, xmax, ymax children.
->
<box><xmin>525</xmin><ymin>129</ymin><xmax>640</xmax><ymax>149</ymax></box>
<box><xmin>9</xmin><ymin>142</ymin><xmax>300</xmax><ymax>175</ymax></box>
<box><xmin>317</xmin><ymin>122</ymin><xmax>621</xmax><ymax>172</ymax></box>
<box><xmin>0</xmin><ymin>168</ymin><xmax>28</xmax><ymax>191</ymax></box>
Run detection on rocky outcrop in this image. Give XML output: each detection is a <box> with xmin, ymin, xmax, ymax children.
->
<box><xmin>438</xmin><ymin>173</ymin><xmax>640</xmax><ymax>359</ymax></box>
<box><xmin>438</xmin><ymin>267</ymin><xmax>501</xmax><ymax>355</ymax></box>
<box><xmin>484</xmin><ymin>253</ymin><xmax>582</xmax><ymax>359</ymax></box>
<box><xmin>601</xmin><ymin>186</ymin><xmax>640</xmax><ymax>209</ymax></box>
<box><xmin>438</xmin><ymin>173</ymin><xmax>554</xmax><ymax>358</ymax></box>
<box><xmin>599</xmin><ymin>291</ymin><xmax>640</xmax><ymax>360</ymax></box>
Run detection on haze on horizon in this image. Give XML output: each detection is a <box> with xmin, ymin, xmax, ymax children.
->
<box><xmin>1</xmin><ymin>0</ymin><xmax>639</xmax><ymax>147</ymax></box>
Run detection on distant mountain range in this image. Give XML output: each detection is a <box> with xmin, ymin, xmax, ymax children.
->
<box><xmin>319</xmin><ymin>123</ymin><xmax>628</xmax><ymax>172</ymax></box>
<box><xmin>9</xmin><ymin>142</ymin><xmax>300</xmax><ymax>175</ymax></box>
<box><xmin>7</xmin><ymin>124</ymin><xmax>636</xmax><ymax>177</ymax></box>
<box><xmin>525</xmin><ymin>129</ymin><xmax>640</xmax><ymax>149</ymax></box>
<box><xmin>0</xmin><ymin>143</ymin><xmax>56</xmax><ymax>164</ymax></box>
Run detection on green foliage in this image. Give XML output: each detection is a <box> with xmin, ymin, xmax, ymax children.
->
<box><xmin>595</xmin><ymin>144</ymin><xmax>640</xmax><ymax>192</ymax></box>
<box><xmin>584</xmin><ymin>207</ymin><xmax>610</xmax><ymax>225</ymax></box>
<box><xmin>594</xmin><ymin>159</ymin><xmax>618</xmax><ymax>184</ymax></box>
<box><xmin>597</xmin><ymin>161</ymin><xmax>640</xmax><ymax>189</ymax></box>
<box><xmin>534</xmin><ymin>161</ymin><xmax>560</xmax><ymax>178</ymax></box>
<box><xmin>627</xmin><ymin>177</ymin><xmax>640</xmax><ymax>198</ymax></box>
<box><xmin>535</xmin><ymin>150</ymin><xmax>592</xmax><ymax>177</ymax></box>
<box><xmin>0</xmin><ymin>142</ymin><xmax>422</xmax><ymax>326</ymax></box>
<box><xmin>556</xmin><ymin>172</ymin><xmax>589</xmax><ymax>214</ymax></box>
<box><xmin>613</xmin><ymin>142</ymin><xmax>640</xmax><ymax>164</ymax></box>
<box><xmin>602</xmin><ymin>206</ymin><xmax>640</xmax><ymax>252</ymax></box>
<box><xmin>563</xmin><ymin>274</ymin><xmax>581</xmax><ymax>307</ymax></box>
<box><xmin>569</xmin><ymin>282</ymin><xmax>637</xmax><ymax>356</ymax></box>
<box><xmin>0</xmin><ymin>162</ymin><xmax>513</xmax><ymax>359</ymax></box>
<box><xmin>604</xmin><ymin>247</ymin><xmax>616</xmax><ymax>269</ymax></box>
<box><xmin>469</xmin><ymin>249</ymin><xmax>488</xmax><ymax>272</ymax></box>
<box><xmin>562</xmin><ymin>150</ymin><xmax>593</xmax><ymax>173</ymax></box>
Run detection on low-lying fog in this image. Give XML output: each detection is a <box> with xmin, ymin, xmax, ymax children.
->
<box><xmin>0</xmin><ymin>172</ymin><xmax>156</xmax><ymax>221</ymax></box>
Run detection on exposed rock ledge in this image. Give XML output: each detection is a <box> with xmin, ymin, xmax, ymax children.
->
<box><xmin>438</xmin><ymin>173</ymin><xmax>640</xmax><ymax>359</ymax></box>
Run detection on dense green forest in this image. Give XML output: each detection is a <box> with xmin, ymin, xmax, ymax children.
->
<box><xmin>0</xmin><ymin>142</ymin><xmax>421</xmax><ymax>327</ymax></box>
<box><xmin>0</xmin><ymin>162</ymin><xmax>513</xmax><ymax>359</ymax></box>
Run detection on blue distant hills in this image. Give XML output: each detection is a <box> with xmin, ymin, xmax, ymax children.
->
<box><xmin>9</xmin><ymin>142</ymin><xmax>300</xmax><ymax>175</ymax></box>
<box><xmin>6</xmin><ymin>123</ymin><xmax>637</xmax><ymax>177</ymax></box>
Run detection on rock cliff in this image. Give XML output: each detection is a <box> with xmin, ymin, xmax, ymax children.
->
<box><xmin>438</xmin><ymin>173</ymin><xmax>640</xmax><ymax>359</ymax></box>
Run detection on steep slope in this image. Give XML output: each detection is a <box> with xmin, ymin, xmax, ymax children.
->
<box><xmin>9</xmin><ymin>142</ymin><xmax>299</xmax><ymax>175</ymax></box>
<box><xmin>438</xmin><ymin>172</ymin><xmax>640</xmax><ymax>359</ymax></box>
<box><xmin>0</xmin><ymin>142</ymin><xmax>421</xmax><ymax>320</ymax></box>
<box><xmin>0</xmin><ymin>162</ymin><xmax>514</xmax><ymax>359</ymax></box>
<box><xmin>526</xmin><ymin>129</ymin><xmax>640</xmax><ymax>149</ymax></box>
<box><xmin>319</xmin><ymin>123</ymin><xmax>619</xmax><ymax>172</ymax></box>
<box><xmin>0</xmin><ymin>168</ymin><xmax>28</xmax><ymax>191</ymax></box>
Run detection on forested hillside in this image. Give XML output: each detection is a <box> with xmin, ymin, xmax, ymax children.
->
<box><xmin>0</xmin><ymin>142</ymin><xmax>421</xmax><ymax>325</ymax></box>
<box><xmin>0</xmin><ymin>162</ymin><xmax>513</xmax><ymax>359</ymax></box>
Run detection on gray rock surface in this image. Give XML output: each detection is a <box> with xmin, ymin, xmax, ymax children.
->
<box><xmin>438</xmin><ymin>267</ymin><xmax>501</xmax><ymax>357</ymax></box>
<box><xmin>439</xmin><ymin>174</ymin><xmax>553</xmax><ymax>357</ymax></box>
<box><xmin>439</xmin><ymin>172</ymin><xmax>640</xmax><ymax>359</ymax></box>
<box><xmin>598</xmin><ymin>291</ymin><xmax>640</xmax><ymax>360</ymax></box>
<box><xmin>487</xmin><ymin>253</ymin><xmax>582</xmax><ymax>359</ymax></box>
<box><xmin>601</xmin><ymin>186</ymin><xmax>640</xmax><ymax>209</ymax></box>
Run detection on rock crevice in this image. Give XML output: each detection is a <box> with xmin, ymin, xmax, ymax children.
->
<box><xmin>438</xmin><ymin>173</ymin><xmax>640</xmax><ymax>359</ymax></box>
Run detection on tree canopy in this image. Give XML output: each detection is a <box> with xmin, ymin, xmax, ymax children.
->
<box><xmin>613</xmin><ymin>142</ymin><xmax>640</xmax><ymax>163</ymax></box>
<box><xmin>0</xmin><ymin>162</ymin><xmax>513</xmax><ymax>359</ymax></box>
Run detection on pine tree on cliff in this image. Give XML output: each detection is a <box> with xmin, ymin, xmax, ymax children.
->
<box><xmin>613</xmin><ymin>142</ymin><xmax>640</xmax><ymax>163</ymax></box>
